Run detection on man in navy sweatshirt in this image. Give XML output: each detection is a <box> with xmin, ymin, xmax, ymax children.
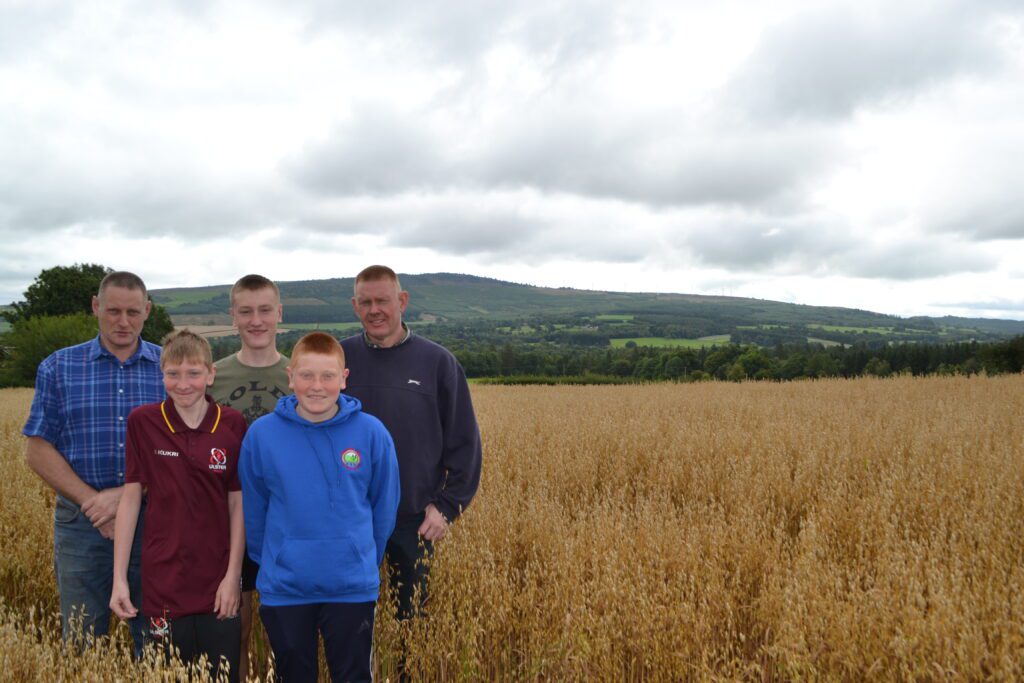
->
<box><xmin>341</xmin><ymin>265</ymin><xmax>482</xmax><ymax>623</ymax></box>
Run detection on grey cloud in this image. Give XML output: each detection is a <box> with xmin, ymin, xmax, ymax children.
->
<box><xmin>681</xmin><ymin>218</ymin><xmax>854</xmax><ymax>270</ymax></box>
<box><xmin>286</xmin><ymin>106</ymin><xmax>447</xmax><ymax>196</ymax></box>
<box><xmin>282</xmin><ymin>0</ymin><xmax>641</xmax><ymax>68</ymax></box>
<box><xmin>288</xmin><ymin>105</ymin><xmax>840</xmax><ymax>208</ymax></box>
<box><xmin>726</xmin><ymin>2</ymin><xmax>1014</xmax><ymax>121</ymax></box>
<box><xmin>841</xmin><ymin>240</ymin><xmax>995</xmax><ymax>280</ymax></box>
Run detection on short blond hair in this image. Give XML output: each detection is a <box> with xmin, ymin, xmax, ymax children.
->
<box><xmin>159</xmin><ymin>329</ymin><xmax>213</xmax><ymax>369</ymax></box>
<box><xmin>353</xmin><ymin>265</ymin><xmax>401</xmax><ymax>294</ymax></box>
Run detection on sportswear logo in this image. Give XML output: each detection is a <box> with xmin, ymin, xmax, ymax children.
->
<box><xmin>156</xmin><ymin>449</ymin><xmax>179</xmax><ymax>458</ymax></box>
<box><xmin>340</xmin><ymin>448</ymin><xmax>362</xmax><ymax>471</ymax></box>
<box><xmin>209</xmin><ymin>448</ymin><xmax>227</xmax><ymax>471</ymax></box>
<box><xmin>149</xmin><ymin>616</ymin><xmax>170</xmax><ymax>640</ymax></box>
<box><xmin>407</xmin><ymin>379</ymin><xmax>421</xmax><ymax>385</ymax></box>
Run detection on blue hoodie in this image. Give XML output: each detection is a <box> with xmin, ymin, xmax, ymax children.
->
<box><xmin>239</xmin><ymin>393</ymin><xmax>400</xmax><ymax>606</ymax></box>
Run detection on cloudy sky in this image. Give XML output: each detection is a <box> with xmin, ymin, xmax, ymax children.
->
<box><xmin>2</xmin><ymin>0</ymin><xmax>1023</xmax><ymax>318</ymax></box>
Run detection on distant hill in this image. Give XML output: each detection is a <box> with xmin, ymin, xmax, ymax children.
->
<box><xmin>151</xmin><ymin>272</ymin><xmax>1024</xmax><ymax>344</ymax></box>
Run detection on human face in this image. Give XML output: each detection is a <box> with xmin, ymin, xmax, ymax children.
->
<box><xmin>351</xmin><ymin>278</ymin><xmax>409</xmax><ymax>348</ymax></box>
<box><xmin>162</xmin><ymin>358</ymin><xmax>215</xmax><ymax>412</ymax></box>
<box><xmin>288</xmin><ymin>352</ymin><xmax>349</xmax><ymax>423</ymax></box>
<box><xmin>230</xmin><ymin>287</ymin><xmax>282</xmax><ymax>352</ymax></box>
<box><xmin>92</xmin><ymin>285</ymin><xmax>151</xmax><ymax>360</ymax></box>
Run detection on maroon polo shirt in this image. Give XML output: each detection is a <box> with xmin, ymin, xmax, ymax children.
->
<box><xmin>125</xmin><ymin>397</ymin><xmax>246</xmax><ymax>618</ymax></box>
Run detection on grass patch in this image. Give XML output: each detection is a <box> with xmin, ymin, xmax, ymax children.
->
<box><xmin>610</xmin><ymin>336</ymin><xmax>730</xmax><ymax>349</ymax></box>
<box><xmin>281</xmin><ymin>322</ymin><xmax>363</xmax><ymax>332</ymax></box>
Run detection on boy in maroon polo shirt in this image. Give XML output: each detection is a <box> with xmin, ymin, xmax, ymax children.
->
<box><xmin>110</xmin><ymin>330</ymin><xmax>247</xmax><ymax>682</ymax></box>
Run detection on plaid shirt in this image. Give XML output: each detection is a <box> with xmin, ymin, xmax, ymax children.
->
<box><xmin>23</xmin><ymin>336</ymin><xmax>164</xmax><ymax>491</ymax></box>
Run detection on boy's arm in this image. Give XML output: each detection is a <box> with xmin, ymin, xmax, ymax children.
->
<box><xmin>369</xmin><ymin>428</ymin><xmax>401</xmax><ymax>566</ymax></box>
<box><xmin>214</xmin><ymin>490</ymin><xmax>244</xmax><ymax>619</ymax></box>
<box><xmin>110</xmin><ymin>483</ymin><xmax>143</xmax><ymax>619</ymax></box>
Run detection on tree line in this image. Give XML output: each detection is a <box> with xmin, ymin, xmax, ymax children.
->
<box><xmin>3</xmin><ymin>264</ymin><xmax>1023</xmax><ymax>387</ymax></box>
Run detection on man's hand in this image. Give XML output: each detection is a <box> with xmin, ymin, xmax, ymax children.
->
<box><xmin>213</xmin><ymin>575</ymin><xmax>241</xmax><ymax>620</ymax></box>
<box><xmin>81</xmin><ymin>487</ymin><xmax>123</xmax><ymax>529</ymax></box>
<box><xmin>109</xmin><ymin>578</ymin><xmax>137</xmax><ymax>620</ymax></box>
<box><xmin>418</xmin><ymin>503</ymin><xmax>450</xmax><ymax>542</ymax></box>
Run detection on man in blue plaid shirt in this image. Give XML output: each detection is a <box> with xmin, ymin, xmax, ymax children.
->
<box><xmin>23</xmin><ymin>271</ymin><xmax>164</xmax><ymax>652</ymax></box>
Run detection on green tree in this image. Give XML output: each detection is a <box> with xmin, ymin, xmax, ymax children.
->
<box><xmin>142</xmin><ymin>303</ymin><xmax>175</xmax><ymax>344</ymax></box>
<box><xmin>5</xmin><ymin>263</ymin><xmax>175</xmax><ymax>346</ymax></box>
<box><xmin>4</xmin><ymin>263</ymin><xmax>110</xmax><ymax>323</ymax></box>
<box><xmin>1</xmin><ymin>313</ymin><xmax>97</xmax><ymax>387</ymax></box>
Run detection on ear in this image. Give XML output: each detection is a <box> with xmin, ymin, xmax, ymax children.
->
<box><xmin>286</xmin><ymin>365</ymin><xmax>295</xmax><ymax>390</ymax></box>
<box><xmin>142</xmin><ymin>299</ymin><xmax>152</xmax><ymax>321</ymax></box>
<box><xmin>92</xmin><ymin>295</ymin><xmax>101</xmax><ymax>317</ymax></box>
<box><xmin>398</xmin><ymin>290</ymin><xmax>409</xmax><ymax>312</ymax></box>
<box><xmin>276</xmin><ymin>303</ymin><xmax>283</xmax><ymax>323</ymax></box>
<box><xmin>340</xmin><ymin>367</ymin><xmax>350</xmax><ymax>391</ymax></box>
<box><xmin>207</xmin><ymin>365</ymin><xmax>217</xmax><ymax>387</ymax></box>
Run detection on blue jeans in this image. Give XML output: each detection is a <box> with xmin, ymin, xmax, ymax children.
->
<box><xmin>53</xmin><ymin>494</ymin><xmax>146</xmax><ymax>653</ymax></box>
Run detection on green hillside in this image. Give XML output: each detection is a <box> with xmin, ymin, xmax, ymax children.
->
<box><xmin>151</xmin><ymin>272</ymin><xmax>1024</xmax><ymax>345</ymax></box>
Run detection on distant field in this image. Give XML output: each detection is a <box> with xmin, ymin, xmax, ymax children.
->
<box><xmin>594</xmin><ymin>314</ymin><xmax>634</xmax><ymax>322</ymax></box>
<box><xmin>0</xmin><ymin>321</ymin><xmax>9</xmax><ymax>333</ymax></box>
<box><xmin>280</xmin><ymin>297</ymin><xmax>328</xmax><ymax>306</ymax></box>
<box><xmin>153</xmin><ymin>287</ymin><xmax>228</xmax><ymax>307</ymax></box>
<box><xmin>171</xmin><ymin>314</ymin><xmax>233</xmax><ymax>326</ymax></box>
<box><xmin>610</xmin><ymin>335</ymin><xmax>730</xmax><ymax>348</ymax></box>
<box><xmin>807</xmin><ymin>337</ymin><xmax>843</xmax><ymax>347</ymax></box>
<box><xmin>809</xmin><ymin>324</ymin><xmax>894</xmax><ymax>334</ymax></box>
<box><xmin>281</xmin><ymin>322</ymin><xmax>362</xmax><ymax>333</ymax></box>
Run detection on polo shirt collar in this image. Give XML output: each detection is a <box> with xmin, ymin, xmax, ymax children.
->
<box><xmin>362</xmin><ymin>323</ymin><xmax>412</xmax><ymax>349</ymax></box>
<box><xmin>88</xmin><ymin>335</ymin><xmax>161</xmax><ymax>365</ymax></box>
<box><xmin>159</xmin><ymin>396</ymin><xmax>222</xmax><ymax>434</ymax></box>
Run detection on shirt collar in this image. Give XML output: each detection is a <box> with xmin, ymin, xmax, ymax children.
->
<box><xmin>88</xmin><ymin>335</ymin><xmax>161</xmax><ymax>365</ymax></box>
<box><xmin>363</xmin><ymin>323</ymin><xmax>412</xmax><ymax>349</ymax></box>
<box><xmin>159</xmin><ymin>396</ymin><xmax>222</xmax><ymax>434</ymax></box>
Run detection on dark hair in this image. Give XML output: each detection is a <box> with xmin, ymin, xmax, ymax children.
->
<box><xmin>231</xmin><ymin>274</ymin><xmax>280</xmax><ymax>306</ymax></box>
<box><xmin>98</xmin><ymin>271</ymin><xmax>147</xmax><ymax>299</ymax></box>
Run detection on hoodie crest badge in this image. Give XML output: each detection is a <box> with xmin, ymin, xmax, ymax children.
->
<box><xmin>340</xmin><ymin>448</ymin><xmax>362</xmax><ymax>471</ymax></box>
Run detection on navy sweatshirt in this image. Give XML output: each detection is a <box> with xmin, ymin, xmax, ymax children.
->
<box><xmin>340</xmin><ymin>332</ymin><xmax>482</xmax><ymax>523</ymax></box>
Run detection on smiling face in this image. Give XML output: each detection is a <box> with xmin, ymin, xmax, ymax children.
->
<box><xmin>230</xmin><ymin>286</ymin><xmax>282</xmax><ymax>352</ymax></box>
<box><xmin>162</xmin><ymin>357</ymin><xmax>215</xmax><ymax>412</ymax></box>
<box><xmin>288</xmin><ymin>351</ymin><xmax>349</xmax><ymax>423</ymax></box>
<box><xmin>351</xmin><ymin>277</ymin><xmax>409</xmax><ymax>348</ymax></box>
<box><xmin>92</xmin><ymin>285</ymin><xmax>151</xmax><ymax>359</ymax></box>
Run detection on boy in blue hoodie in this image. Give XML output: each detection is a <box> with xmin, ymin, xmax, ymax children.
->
<box><xmin>239</xmin><ymin>332</ymin><xmax>400</xmax><ymax>683</ymax></box>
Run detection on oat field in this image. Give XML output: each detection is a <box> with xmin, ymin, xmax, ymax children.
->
<box><xmin>1</xmin><ymin>377</ymin><xmax>1023</xmax><ymax>681</ymax></box>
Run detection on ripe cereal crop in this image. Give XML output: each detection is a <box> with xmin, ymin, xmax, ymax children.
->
<box><xmin>1</xmin><ymin>377</ymin><xmax>1022</xmax><ymax>681</ymax></box>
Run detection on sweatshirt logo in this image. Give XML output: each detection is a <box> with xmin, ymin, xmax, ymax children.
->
<box><xmin>340</xmin><ymin>448</ymin><xmax>362</xmax><ymax>471</ymax></box>
<box><xmin>149</xmin><ymin>616</ymin><xmax>170</xmax><ymax>640</ymax></box>
<box><xmin>156</xmin><ymin>449</ymin><xmax>179</xmax><ymax>458</ymax></box>
<box><xmin>209</xmin><ymin>448</ymin><xmax>227</xmax><ymax>471</ymax></box>
<box><xmin>407</xmin><ymin>379</ymin><xmax>421</xmax><ymax>386</ymax></box>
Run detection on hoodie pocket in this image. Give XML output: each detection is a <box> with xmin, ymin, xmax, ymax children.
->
<box><xmin>270</xmin><ymin>537</ymin><xmax>378</xmax><ymax>597</ymax></box>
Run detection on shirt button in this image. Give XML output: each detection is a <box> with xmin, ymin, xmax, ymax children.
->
<box><xmin>119</xmin><ymin>443</ymin><xmax>124</xmax><ymax>448</ymax></box>
<box><xmin>119</xmin><ymin>389</ymin><xmax>124</xmax><ymax>393</ymax></box>
<box><xmin>118</xmin><ymin>416</ymin><xmax>124</xmax><ymax>421</ymax></box>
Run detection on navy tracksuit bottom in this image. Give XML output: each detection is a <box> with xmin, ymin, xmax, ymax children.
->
<box><xmin>259</xmin><ymin>601</ymin><xmax>375</xmax><ymax>683</ymax></box>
